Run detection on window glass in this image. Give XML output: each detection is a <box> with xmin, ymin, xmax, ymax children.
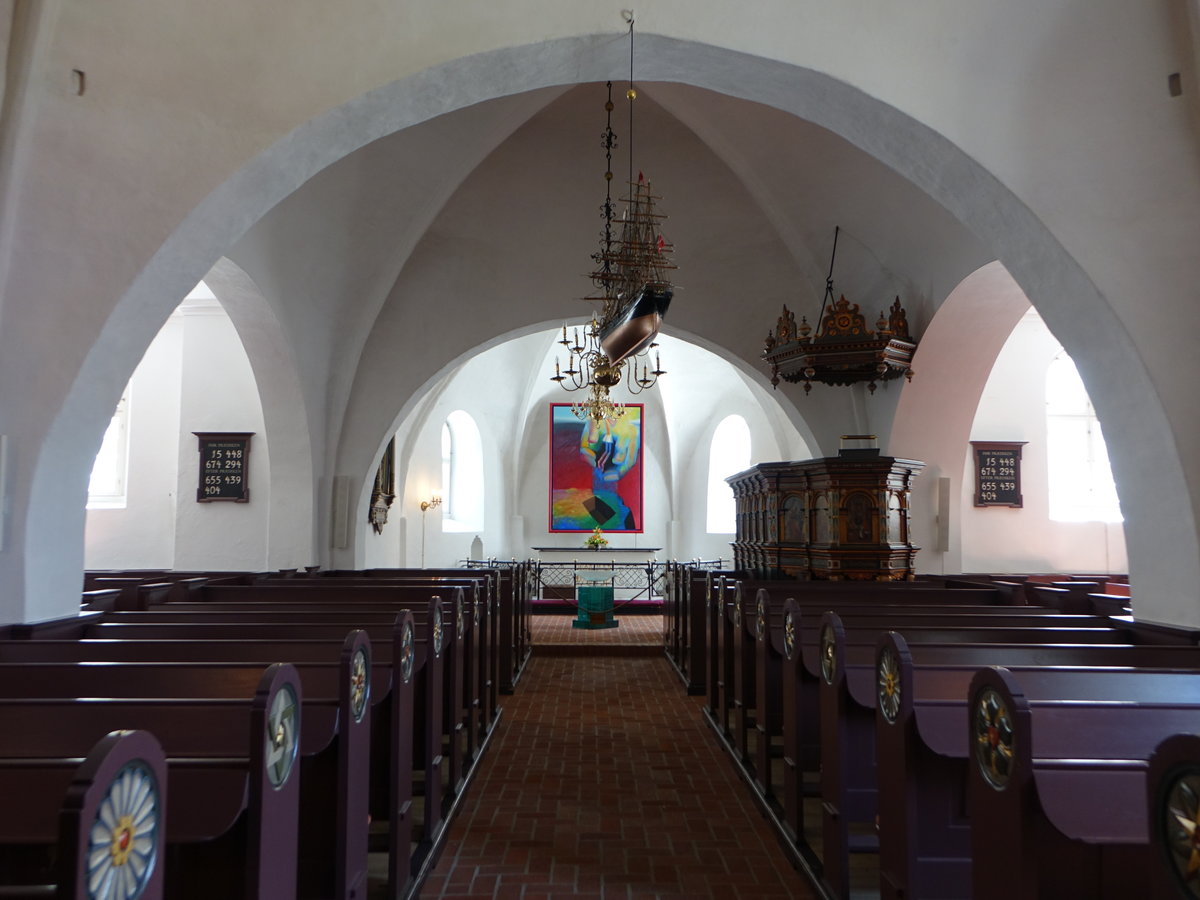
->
<box><xmin>442</xmin><ymin>410</ymin><xmax>484</xmax><ymax>532</ymax></box>
<box><xmin>707</xmin><ymin>415</ymin><xmax>751</xmax><ymax>533</ymax></box>
<box><xmin>88</xmin><ymin>391</ymin><xmax>130</xmax><ymax>509</ymax></box>
<box><xmin>1046</xmin><ymin>354</ymin><xmax>1122</xmax><ymax>522</ymax></box>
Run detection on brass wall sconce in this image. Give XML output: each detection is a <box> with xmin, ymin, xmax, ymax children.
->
<box><xmin>419</xmin><ymin>492</ymin><xmax>442</xmax><ymax>566</ymax></box>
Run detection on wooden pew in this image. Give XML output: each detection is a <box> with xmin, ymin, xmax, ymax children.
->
<box><xmin>0</xmin><ymin>608</ymin><xmax>443</xmax><ymax>899</ymax></box>
<box><xmin>875</xmin><ymin>631</ymin><xmax>1200</xmax><ymax>900</ymax></box>
<box><xmin>714</xmin><ymin>581</ymin><xmax>1006</xmax><ymax>743</ymax></box>
<box><xmin>681</xmin><ymin>568</ymin><xmax>717</xmax><ymax>696</ymax></box>
<box><xmin>140</xmin><ymin>578</ymin><xmax>479</xmax><ymax>761</ymax></box>
<box><xmin>341</xmin><ymin>565</ymin><xmax>530</xmax><ymax>696</ymax></box>
<box><xmin>120</xmin><ymin>568</ymin><xmax>499</xmax><ymax>750</ymax></box>
<box><xmin>701</xmin><ymin>582</ymin><xmax>1037</xmax><ymax>869</ymax></box>
<box><xmin>749</xmin><ymin>590</ymin><xmax>1070</xmax><ymax>809</ymax></box>
<box><xmin>95</xmin><ymin>600</ymin><xmax>472</xmax><ymax>805</ymax></box>
<box><xmin>730</xmin><ymin>586</ymin><xmax>1096</xmax><ymax>789</ymax></box>
<box><xmin>748</xmin><ymin>588</ymin><xmax>1041</xmax><ymax>807</ymax></box>
<box><xmin>816</xmin><ymin>610</ymin><xmax>1144</xmax><ymax>899</ymax></box>
<box><xmin>968</xmin><ymin>665</ymin><xmax>1200</xmax><ymax>900</ymax></box>
<box><xmin>0</xmin><ymin>630</ymin><xmax>378</xmax><ymax>900</ymax></box>
<box><xmin>0</xmin><ymin>664</ymin><xmax>301</xmax><ymax>899</ymax></box>
<box><xmin>0</xmin><ymin>729</ymin><xmax>168</xmax><ymax>899</ymax></box>
<box><xmin>1144</xmin><ymin>732</ymin><xmax>1200</xmax><ymax>900</ymax></box>
<box><xmin>184</xmin><ymin>577</ymin><xmax>493</xmax><ymax>759</ymax></box>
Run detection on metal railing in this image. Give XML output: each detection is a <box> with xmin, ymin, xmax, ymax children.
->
<box><xmin>528</xmin><ymin>558</ymin><xmax>730</xmax><ymax>611</ymax></box>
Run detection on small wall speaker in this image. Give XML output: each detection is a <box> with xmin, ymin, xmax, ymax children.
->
<box><xmin>934</xmin><ymin>476</ymin><xmax>951</xmax><ymax>552</ymax></box>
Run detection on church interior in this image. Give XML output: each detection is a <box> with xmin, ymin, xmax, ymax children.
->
<box><xmin>1</xmin><ymin>2</ymin><xmax>1199</xmax><ymax>898</ymax></box>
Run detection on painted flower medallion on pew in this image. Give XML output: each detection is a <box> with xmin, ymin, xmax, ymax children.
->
<box><xmin>1165</xmin><ymin>768</ymin><xmax>1200</xmax><ymax>897</ymax></box>
<box><xmin>820</xmin><ymin>624</ymin><xmax>837</xmax><ymax>684</ymax></box>
<box><xmin>400</xmin><ymin>621</ymin><xmax>415</xmax><ymax>683</ymax></box>
<box><xmin>88</xmin><ymin>761</ymin><xmax>159</xmax><ymax>900</ymax></box>
<box><xmin>266</xmin><ymin>683</ymin><xmax>299</xmax><ymax>788</ymax></box>
<box><xmin>350</xmin><ymin>646</ymin><xmax>370</xmax><ymax>723</ymax></box>
<box><xmin>973</xmin><ymin>688</ymin><xmax>1014</xmax><ymax>790</ymax></box>
<box><xmin>878</xmin><ymin>647</ymin><xmax>901</xmax><ymax>724</ymax></box>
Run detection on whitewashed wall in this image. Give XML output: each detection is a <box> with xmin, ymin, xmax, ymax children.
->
<box><xmin>84</xmin><ymin>299</ymin><xmax>269</xmax><ymax>571</ymax></box>
<box><xmin>83</xmin><ymin>318</ymin><xmax>184</xmax><ymax>569</ymax></box>
<box><xmin>86</xmin><ymin>300</ymin><xmax>1127</xmax><ymax>579</ymax></box>
<box><xmin>962</xmin><ymin>313</ymin><xmax>1128</xmax><ymax>575</ymax></box>
<box><xmin>372</xmin><ymin>330</ymin><xmax>811</xmax><ymax>567</ymax></box>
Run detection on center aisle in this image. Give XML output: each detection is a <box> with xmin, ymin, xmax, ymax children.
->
<box><xmin>422</xmin><ymin>617</ymin><xmax>816</xmax><ymax>899</ymax></box>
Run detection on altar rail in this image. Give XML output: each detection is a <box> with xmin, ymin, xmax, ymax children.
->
<box><xmin>537</xmin><ymin>559</ymin><xmax>727</xmax><ymax>610</ymax></box>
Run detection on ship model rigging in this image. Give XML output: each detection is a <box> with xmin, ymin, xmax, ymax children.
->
<box><xmin>551</xmin><ymin>16</ymin><xmax>677</xmax><ymax>422</ymax></box>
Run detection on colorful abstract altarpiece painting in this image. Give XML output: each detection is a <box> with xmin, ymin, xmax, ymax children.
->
<box><xmin>549</xmin><ymin>403</ymin><xmax>644</xmax><ymax>532</ymax></box>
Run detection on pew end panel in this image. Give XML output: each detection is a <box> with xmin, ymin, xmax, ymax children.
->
<box><xmin>967</xmin><ymin>666</ymin><xmax>1152</xmax><ymax>900</ymax></box>
<box><xmin>245</xmin><ymin>663</ymin><xmax>303</xmax><ymax>900</ymax></box>
<box><xmin>299</xmin><ymin>629</ymin><xmax>373</xmax><ymax>900</ymax></box>
<box><xmin>60</xmin><ymin>729</ymin><xmax>167</xmax><ymax>900</ymax></box>
<box><xmin>875</xmin><ymin>632</ymin><xmax>970</xmax><ymax>900</ymax></box>
<box><xmin>819</xmin><ymin>612</ymin><xmax>879</xmax><ymax>900</ymax></box>
<box><xmin>1147</xmin><ymin>732</ymin><xmax>1200</xmax><ymax>900</ymax></box>
<box><xmin>387</xmin><ymin>610</ymin><xmax>417</xmax><ymax>899</ymax></box>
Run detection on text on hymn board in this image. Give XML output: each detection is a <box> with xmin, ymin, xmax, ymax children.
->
<box><xmin>195</xmin><ymin>432</ymin><xmax>254</xmax><ymax>502</ymax></box>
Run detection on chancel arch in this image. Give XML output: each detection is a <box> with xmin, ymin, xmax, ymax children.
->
<box><xmin>357</xmin><ymin>328</ymin><xmax>810</xmax><ymax>569</ymax></box>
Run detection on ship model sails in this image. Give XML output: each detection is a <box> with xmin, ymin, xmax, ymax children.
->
<box><xmin>588</xmin><ymin>173</ymin><xmax>677</xmax><ymax>367</ymax></box>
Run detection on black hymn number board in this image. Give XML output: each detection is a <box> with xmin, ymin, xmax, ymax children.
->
<box><xmin>971</xmin><ymin>441</ymin><xmax>1026</xmax><ymax>508</ymax></box>
<box><xmin>195</xmin><ymin>432</ymin><xmax>254</xmax><ymax>503</ymax></box>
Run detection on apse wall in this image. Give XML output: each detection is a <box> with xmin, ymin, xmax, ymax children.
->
<box><xmin>961</xmin><ymin>312</ymin><xmax>1127</xmax><ymax>575</ymax></box>
<box><xmin>374</xmin><ymin>330</ymin><xmax>812</xmax><ymax>568</ymax></box>
<box><xmin>84</xmin><ymin>299</ymin><xmax>270</xmax><ymax>571</ymax></box>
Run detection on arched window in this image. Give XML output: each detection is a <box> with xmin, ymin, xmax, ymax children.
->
<box><xmin>441</xmin><ymin>410</ymin><xmax>484</xmax><ymax>532</ymax></box>
<box><xmin>1046</xmin><ymin>353</ymin><xmax>1122</xmax><ymax>522</ymax></box>
<box><xmin>87</xmin><ymin>390</ymin><xmax>131</xmax><ymax>509</ymax></box>
<box><xmin>706</xmin><ymin>415</ymin><xmax>751</xmax><ymax>533</ymax></box>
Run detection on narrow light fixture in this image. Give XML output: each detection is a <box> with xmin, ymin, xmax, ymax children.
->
<box><xmin>419</xmin><ymin>492</ymin><xmax>442</xmax><ymax>567</ymax></box>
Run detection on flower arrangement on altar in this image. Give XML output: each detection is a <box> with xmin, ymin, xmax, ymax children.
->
<box><xmin>585</xmin><ymin>526</ymin><xmax>609</xmax><ymax>549</ymax></box>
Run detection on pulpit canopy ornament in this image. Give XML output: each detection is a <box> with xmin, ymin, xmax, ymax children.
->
<box><xmin>762</xmin><ymin>227</ymin><xmax>917</xmax><ymax>394</ymax></box>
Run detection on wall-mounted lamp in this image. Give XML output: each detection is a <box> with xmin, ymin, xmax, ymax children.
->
<box><xmin>419</xmin><ymin>492</ymin><xmax>442</xmax><ymax>566</ymax></box>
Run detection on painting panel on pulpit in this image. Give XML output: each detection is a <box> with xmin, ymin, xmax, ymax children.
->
<box><xmin>549</xmin><ymin>403</ymin><xmax>644</xmax><ymax>532</ymax></box>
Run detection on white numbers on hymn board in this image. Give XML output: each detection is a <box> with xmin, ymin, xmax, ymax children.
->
<box><xmin>978</xmin><ymin>456</ymin><xmax>1016</xmax><ymax>478</ymax></box>
<box><xmin>196</xmin><ymin>434</ymin><xmax>252</xmax><ymax>502</ymax></box>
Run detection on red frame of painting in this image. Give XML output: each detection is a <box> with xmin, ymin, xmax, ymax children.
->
<box><xmin>548</xmin><ymin>403</ymin><xmax>644</xmax><ymax>533</ymax></box>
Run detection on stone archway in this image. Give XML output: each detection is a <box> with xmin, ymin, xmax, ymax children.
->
<box><xmin>17</xmin><ymin>36</ymin><xmax>1195</xmax><ymax>626</ymax></box>
<box><xmin>204</xmin><ymin>259</ymin><xmax>318</xmax><ymax>569</ymax></box>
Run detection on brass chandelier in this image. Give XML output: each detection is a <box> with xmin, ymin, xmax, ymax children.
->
<box><xmin>550</xmin><ymin>13</ymin><xmax>677</xmax><ymax>422</ymax></box>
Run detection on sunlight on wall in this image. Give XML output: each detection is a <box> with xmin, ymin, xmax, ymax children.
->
<box><xmin>706</xmin><ymin>415</ymin><xmax>751</xmax><ymax>533</ymax></box>
<box><xmin>442</xmin><ymin>409</ymin><xmax>484</xmax><ymax>532</ymax></box>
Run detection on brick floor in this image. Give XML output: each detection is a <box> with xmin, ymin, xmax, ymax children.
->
<box><xmin>531</xmin><ymin>614</ymin><xmax>663</xmax><ymax>646</ymax></box>
<box><xmin>424</xmin><ymin>648</ymin><xmax>816</xmax><ymax>899</ymax></box>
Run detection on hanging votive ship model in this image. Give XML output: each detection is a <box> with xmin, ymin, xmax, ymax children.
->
<box><xmin>551</xmin><ymin>16</ymin><xmax>677</xmax><ymax>422</ymax></box>
<box><xmin>761</xmin><ymin>227</ymin><xmax>915</xmax><ymax>395</ymax></box>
